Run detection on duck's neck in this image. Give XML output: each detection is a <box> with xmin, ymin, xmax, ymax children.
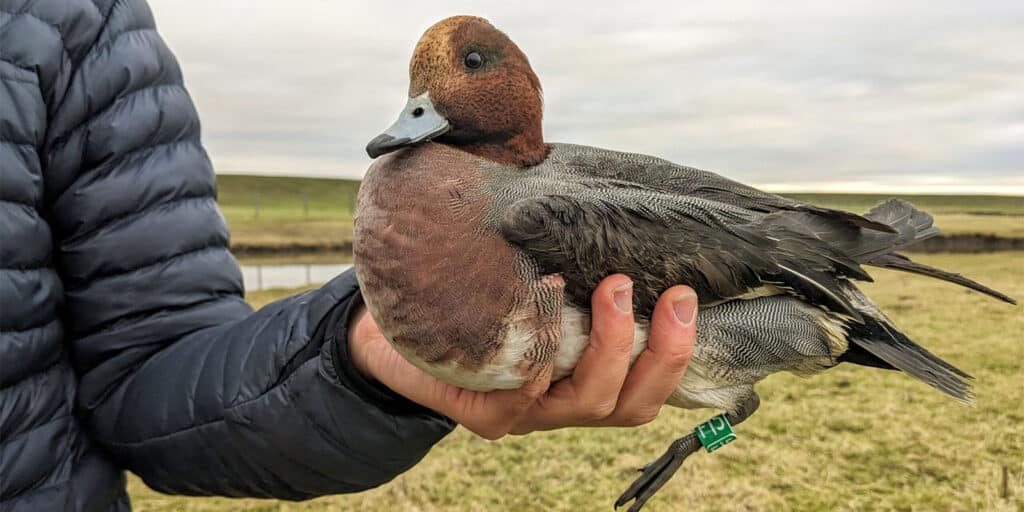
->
<box><xmin>447</xmin><ymin>126</ymin><xmax>550</xmax><ymax>168</ymax></box>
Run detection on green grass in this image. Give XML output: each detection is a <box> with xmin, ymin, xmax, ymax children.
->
<box><xmin>216</xmin><ymin>175</ymin><xmax>361</xmax><ymax>220</ymax></box>
<box><xmin>215</xmin><ymin>175</ymin><xmax>1024</xmax><ymax>250</ymax></box>
<box><xmin>129</xmin><ymin>252</ymin><xmax>1024</xmax><ymax>511</ymax></box>
<box><xmin>217</xmin><ymin>175</ymin><xmax>359</xmax><ymax>251</ymax></box>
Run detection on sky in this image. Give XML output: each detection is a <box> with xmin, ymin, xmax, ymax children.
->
<box><xmin>148</xmin><ymin>1</ymin><xmax>1024</xmax><ymax>193</ymax></box>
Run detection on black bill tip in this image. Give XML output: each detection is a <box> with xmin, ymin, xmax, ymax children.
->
<box><xmin>366</xmin><ymin>133</ymin><xmax>411</xmax><ymax>159</ymax></box>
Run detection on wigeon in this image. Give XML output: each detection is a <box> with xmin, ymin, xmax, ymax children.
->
<box><xmin>355</xmin><ymin>15</ymin><xmax>1015</xmax><ymax>511</ymax></box>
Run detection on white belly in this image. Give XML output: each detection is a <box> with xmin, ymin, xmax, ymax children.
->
<box><xmin>394</xmin><ymin>297</ymin><xmax>849</xmax><ymax>413</ymax></box>
<box><xmin>550</xmin><ymin>306</ymin><xmax>648</xmax><ymax>381</ymax></box>
<box><xmin>393</xmin><ymin>305</ymin><xmax>648</xmax><ymax>392</ymax></box>
<box><xmin>395</xmin><ymin>304</ymin><xmax>765</xmax><ymax>411</ymax></box>
<box><xmin>551</xmin><ymin>306</ymin><xmax>724</xmax><ymax>410</ymax></box>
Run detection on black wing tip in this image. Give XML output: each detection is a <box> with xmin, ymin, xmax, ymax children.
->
<box><xmin>959</xmin><ymin>287</ymin><xmax>1016</xmax><ymax>305</ymax></box>
<box><xmin>902</xmin><ymin>358</ymin><xmax>975</xmax><ymax>403</ymax></box>
<box><xmin>947</xmin><ymin>386</ymin><xmax>975</xmax><ymax>404</ymax></box>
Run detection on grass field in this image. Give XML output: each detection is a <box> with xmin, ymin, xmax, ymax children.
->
<box><xmin>215</xmin><ymin>175</ymin><xmax>1024</xmax><ymax>251</ymax></box>
<box><xmin>128</xmin><ymin>252</ymin><xmax>1024</xmax><ymax>511</ymax></box>
<box><xmin>216</xmin><ymin>175</ymin><xmax>359</xmax><ymax>251</ymax></box>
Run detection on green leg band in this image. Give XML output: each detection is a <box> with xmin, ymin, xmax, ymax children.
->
<box><xmin>694</xmin><ymin>414</ymin><xmax>736</xmax><ymax>453</ymax></box>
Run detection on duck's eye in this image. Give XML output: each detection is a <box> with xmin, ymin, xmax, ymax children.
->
<box><xmin>464</xmin><ymin>51</ymin><xmax>483</xmax><ymax>70</ymax></box>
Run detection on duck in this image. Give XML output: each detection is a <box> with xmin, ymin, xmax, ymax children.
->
<box><xmin>354</xmin><ymin>15</ymin><xmax>1016</xmax><ymax>512</ymax></box>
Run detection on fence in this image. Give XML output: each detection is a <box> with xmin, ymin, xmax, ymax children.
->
<box><xmin>246</xmin><ymin>188</ymin><xmax>359</xmax><ymax>220</ymax></box>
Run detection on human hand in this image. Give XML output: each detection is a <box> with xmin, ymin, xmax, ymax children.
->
<box><xmin>347</xmin><ymin>274</ymin><xmax>697</xmax><ymax>440</ymax></box>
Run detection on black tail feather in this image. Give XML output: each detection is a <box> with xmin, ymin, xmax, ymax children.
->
<box><xmin>843</xmin><ymin>315</ymin><xmax>973</xmax><ymax>402</ymax></box>
<box><xmin>870</xmin><ymin>253</ymin><xmax>1017</xmax><ymax>305</ymax></box>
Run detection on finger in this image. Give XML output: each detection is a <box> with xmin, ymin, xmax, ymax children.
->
<box><xmin>571</xmin><ymin>274</ymin><xmax>636</xmax><ymax>409</ymax></box>
<box><xmin>523</xmin><ymin>275</ymin><xmax>636</xmax><ymax>429</ymax></box>
<box><xmin>603</xmin><ymin>285</ymin><xmax>697</xmax><ymax>426</ymax></box>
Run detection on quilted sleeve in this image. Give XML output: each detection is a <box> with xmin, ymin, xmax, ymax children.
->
<box><xmin>43</xmin><ymin>0</ymin><xmax>453</xmax><ymax>498</ymax></box>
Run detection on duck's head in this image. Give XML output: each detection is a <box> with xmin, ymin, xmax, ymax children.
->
<box><xmin>366</xmin><ymin>16</ymin><xmax>548</xmax><ymax>167</ymax></box>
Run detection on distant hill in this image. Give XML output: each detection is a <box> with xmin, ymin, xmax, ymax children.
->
<box><xmin>214</xmin><ymin>174</ymin><xmax>1024</xmax><ymax>252</ymax></box>
<box><xmin>216</xmin><ymin>174</ymin><xmax>1023</xmax><ymax>215</ymax></box>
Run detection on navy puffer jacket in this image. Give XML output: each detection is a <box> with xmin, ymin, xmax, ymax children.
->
<box><xmin>0</xmin><ymin>1</ymin><xmax>454</xmax><ymax>510</ymax></box>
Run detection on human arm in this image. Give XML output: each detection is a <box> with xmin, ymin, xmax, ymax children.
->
<box><xmin>45</xmin><ymin>0</ymin><xmax>452</xmax><ymax>498</ymax></box>
<box><xmin>47</xmin><ymin>1</ymin><xmax>698</xmax><ymax>498</ymax></box>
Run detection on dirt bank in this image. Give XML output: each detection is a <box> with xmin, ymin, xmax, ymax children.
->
<box><xmin>905</xmin><ymin>234</ymin><xmax>1024</xmax><ymax>253</ymax></box>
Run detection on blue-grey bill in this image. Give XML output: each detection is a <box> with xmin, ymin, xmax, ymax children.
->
<box><xmin>366</xmin><ymin>92</ymin><xmax>451</xmax><ymax>158</ymax></box>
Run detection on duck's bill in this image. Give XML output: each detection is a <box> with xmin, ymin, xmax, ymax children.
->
<box><xmin>366</xmin><ymin>92</ymin><xmax>451</xmax><ymax>158</ymax></box>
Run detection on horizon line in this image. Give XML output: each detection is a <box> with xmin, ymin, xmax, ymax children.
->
<box><xmin>214</xmin><ymin>170</ymin><xmax>1024</xmax><ymax>197</ymax></box>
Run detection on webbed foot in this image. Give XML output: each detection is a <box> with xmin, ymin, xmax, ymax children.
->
<box><xmin>614</xmin><ymin>434</ymin><xmax>700</xmax><ymax>512</ymax></box>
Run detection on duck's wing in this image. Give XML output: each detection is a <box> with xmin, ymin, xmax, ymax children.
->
<box><xmin>499</xmin><ymin>187</ymin><xmax>870</xmax><ymax>320</ymax></box>
<box><xmin>543</xmin><ymin>144</ymin><xmax>1016</xmax><ymax>304</ymax></box>
<box><xmin>546</xmin><ymin>143</ymin><xmax>895</xmax><ymax>233</ymax></box>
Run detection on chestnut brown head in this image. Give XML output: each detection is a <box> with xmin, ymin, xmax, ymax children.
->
<box><xmin>366</xmin><ymin>16</ymin><xmax>548</xmax><ymax>167</ymax></box>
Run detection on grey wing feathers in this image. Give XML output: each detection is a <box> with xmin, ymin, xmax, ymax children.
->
<box><xmin>547</xmin><ymin>143</ymin><xmax>896</xmax><ymax>233</ymax></box>
<box><xmin>500</xmin><ymin>190</ymin><xmax>868</xmax><ymax>320</ymax></box>
<box><xmin>863</xmin><ymin>198</ymin><xmax>940</xmax><ymax>246</ymax></box>
<box><xmin>545</xmin><ymin>144</ymin><xmax>1014</xmax><ymax>304</ymax></box>
<box><xmin>513</xmin><ymin>144</ymin><xmax>1012</xmax><ymax>404</ymax></box>
<box><xmin>690</xmin><ymin>182</ymin><xmax>897</xmax><ymax>234</ymax></box>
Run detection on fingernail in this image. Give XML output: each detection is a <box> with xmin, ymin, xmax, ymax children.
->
<box><xmin>672</xmin><ymin>292</ymin><xmax>698</xmax><ymax>326</ymax></box>
<box><xmin>613</xmin><ymin>281</ymin><xmax>633</xmax><ymax>313</ymax></box>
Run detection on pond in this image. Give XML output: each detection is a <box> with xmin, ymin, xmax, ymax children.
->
<box><xmin>239</xmin><ymin>253</ymin><xmax>353</xmax><ymax>291</ymax></box>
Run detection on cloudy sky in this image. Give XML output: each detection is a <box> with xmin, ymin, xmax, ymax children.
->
<box><xmin>148</xmin><ymin>0</ymin><xmax>1023</xmax><ymax>193</ymax></box>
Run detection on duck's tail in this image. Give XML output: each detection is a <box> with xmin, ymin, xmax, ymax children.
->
<box><xmin>838</xmin><ymin>288</ymin><xmax>974</xmax><ymax>402</ymax></box>
<box><xmin>866</xmin><ymin>252</ymin><xmax>1016</xmax><ymax>304</ymax></box>
<box><xmin>840</xmin><ymin>312</ymin><xmax>974</xmax><ymax>402</ymax></box>
<box><xmin>775</xmin><ymin>198</ymin><xmax>1015</xmax><ymax>304</ymax></box>
<box><xmin>860</xmin><ymin>199</ymin><xmax>1016</xmax><ymax>305</ymax></box>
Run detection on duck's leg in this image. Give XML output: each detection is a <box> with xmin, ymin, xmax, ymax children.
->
<box><xmin>614</xmin><ymin>393</ymin><xmax>761</xmax><ymax>512</ymax></box>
